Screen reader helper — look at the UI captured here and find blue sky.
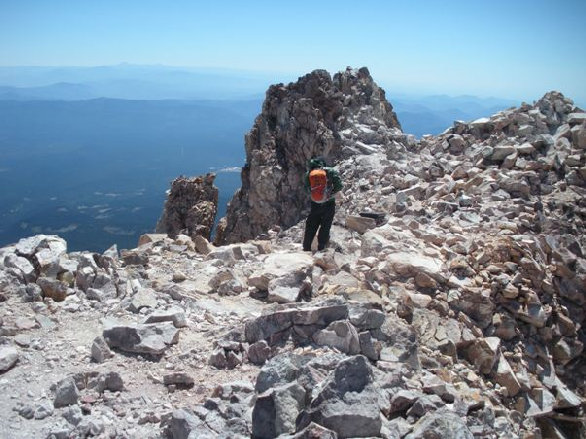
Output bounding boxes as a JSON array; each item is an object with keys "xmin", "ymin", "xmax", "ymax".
[{"xmin": 1, "ymin": 0, "xmax": 585, "ymax": 102}]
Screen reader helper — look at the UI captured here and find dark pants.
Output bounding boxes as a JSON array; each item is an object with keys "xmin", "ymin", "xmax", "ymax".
[{"xmin": 303, "ymin": 199, "xmax": 335, "ymax": 251}]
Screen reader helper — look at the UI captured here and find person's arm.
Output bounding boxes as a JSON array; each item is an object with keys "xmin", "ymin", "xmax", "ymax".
[{"xmin": 328, "ymin": 168, "xmax": 343, "ymax": 193}]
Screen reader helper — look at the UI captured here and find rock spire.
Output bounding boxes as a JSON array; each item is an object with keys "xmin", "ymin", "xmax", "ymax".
[
  {"xmin": 214, "ymin": 66, "xmax": 402, "ymax": 245},
  {"xmin": 155, "ymin": 173, "xmax": 218, "ymax": 241}
]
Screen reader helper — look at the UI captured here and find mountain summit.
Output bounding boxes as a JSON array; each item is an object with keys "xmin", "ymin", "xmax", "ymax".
[
  {"xmin": 215, "ymin": 67, "xmax": 402, "ymax": 245},
  {"xmin": 0, "ymin": 67, "xmax": 584, "ymax": 438}
]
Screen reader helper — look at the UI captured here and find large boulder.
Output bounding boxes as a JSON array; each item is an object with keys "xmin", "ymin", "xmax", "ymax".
[
  {"xmin": 301, "ymin": 355, "xmax": 382, "ymax": 438},
  {"xmin": 252, "ymin": 382, "xmax": 306, "ymax": 438},
  {"xmin": 102, "ymin": 319, "xmax": 180, "ymax": 355}
]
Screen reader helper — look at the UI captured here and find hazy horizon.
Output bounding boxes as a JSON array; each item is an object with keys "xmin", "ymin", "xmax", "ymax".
[
  {"xmin": 1, "ymin": 1, "xmax": 584, "ymax": 103},
  {"xmin": 0, "ymin": 64, "xmax": 583, "ymax": 110}
]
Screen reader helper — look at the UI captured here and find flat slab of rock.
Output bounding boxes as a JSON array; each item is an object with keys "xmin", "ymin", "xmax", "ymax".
[
  {"xmin": 143, "ymin": 308, "xmax": 187, "ymax": 328},
  {"xmin": 249, "ymin": 253, "xmax": 313, "ymax": 291},
  {"xmin": 163, "ymin": 372, "xmax": 194, "ymax": 388},
  {"xmin": 128, "ymin": 288, "xmax": 158, "ymax": 313},
  {"xmin": 346, "ymin": 215, "xmax": 377, "ymax": 234},
  {"xmin": 103, "ymin": 319, "xmax": 180, "ymax": 355},
  {"xmin": 245, "ymin": 302, "xmax": 349, "ymax": 344},
  {"xmin": 385, "ymin": 251, "xmax": 444, "ymax": 279}
]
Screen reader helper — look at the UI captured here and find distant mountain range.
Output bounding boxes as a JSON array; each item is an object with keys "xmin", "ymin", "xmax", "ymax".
[
  {"xmin": 0, "ymin": 65, "xmax": 281, "ymax": 100},
  {"xmin": 0, "ymin": 65, "xmax": 560, "ymax": 137},
  {"xmin": 390, "ymin": 94, "xmax": 520, "ymax": 137}
]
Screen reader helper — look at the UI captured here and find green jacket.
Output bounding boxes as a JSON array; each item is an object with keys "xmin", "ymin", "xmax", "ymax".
[{"xmin": 304, "ymin": 167, "xmax": 343, "ymax": 201}]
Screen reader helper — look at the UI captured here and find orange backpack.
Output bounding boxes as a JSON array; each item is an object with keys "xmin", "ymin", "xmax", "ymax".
[{"xmin": 309, "ymin": 168, "xmax": 329, "ymax": 203}]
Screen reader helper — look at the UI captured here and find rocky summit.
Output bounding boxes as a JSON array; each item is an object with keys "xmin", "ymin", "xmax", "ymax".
[{"xmin": 0, "ymin": 68, "xmax": 585, "ymax": 439}]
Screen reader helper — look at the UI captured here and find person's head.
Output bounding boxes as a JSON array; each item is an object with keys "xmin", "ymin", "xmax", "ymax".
[{"xmin": 308, "ymin": 156, "xmax": 327, "ymax": 169}]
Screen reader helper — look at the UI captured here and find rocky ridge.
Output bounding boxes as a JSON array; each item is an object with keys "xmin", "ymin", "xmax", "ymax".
[{"xmin": 0, "ymin": 69, "xmax": 584, "ymax": 438}]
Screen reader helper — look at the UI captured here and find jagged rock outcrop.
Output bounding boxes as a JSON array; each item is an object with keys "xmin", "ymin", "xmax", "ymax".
[
  {"xmin": 156, "ymin": 173, "xmax": 218, "ymax": 241},
  {"xmin": 215, "ymin": 67, "xmax": 403, "ymax": 245}
]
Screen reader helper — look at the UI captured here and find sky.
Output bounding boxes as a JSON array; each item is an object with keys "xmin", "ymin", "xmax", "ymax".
[{"xmin": 1, "ymin": 0, "xmax": 585, "ymax": 102}]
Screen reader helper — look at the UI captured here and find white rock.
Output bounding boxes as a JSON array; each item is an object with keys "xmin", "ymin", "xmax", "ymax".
[{"xmin": 0, "ymin": 346, "xmax": 19, "ymax": 371}]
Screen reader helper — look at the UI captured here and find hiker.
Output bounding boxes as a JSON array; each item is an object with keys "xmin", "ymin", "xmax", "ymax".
[{"xmin": 302, "ymin": 157, "xmax": 343, "ymax": 251}]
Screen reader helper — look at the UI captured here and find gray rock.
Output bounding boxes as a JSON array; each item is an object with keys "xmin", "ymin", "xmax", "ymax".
[
  {"xmin": 35, "ymin": 245, "xmax": 67, "ymax": 277},
  {"xmin": 18, "ymin": 404, "xmax": 34, "ymax": 419},
  {"xmin": 128, "ymin": 287, "xmax": 158, "ymax": 313},
  {"xmin": 209, "ymin": 349, "xmax": 228, "ymax": 369},
  {"xmin": 102, "ymin": 243, "xmax": 119, "ymax": 260},
  {"xmin": 267, "ymin": 270, "xmax": 309, "ymax": 304},
  {"xmin": 37, "ymin": 276, "xmax": 69, "ymax": 301},
  {"xmin": 244, "ymin": 302, "xmax": 348, "ymax": 344},
  {"xmin": 85, "ymin": 287, "xmax": 105, "ymax": 301},
  {"xmin": 76, "ymin": 416, "xmax": 105, "ymax": 437},
  {"xmin": 54, "ymin": 376, "xmax": 79, "ymax": 407},
  {"xmin": 348, "ymin": 304, "xmax": 386, "ymax": 330},
  {"xmin": 255, "ymin": 353, "xmax": 307, "ymax": 394},
  {"xmin": 91, "ymin": 335, "xmax": 114, "ymax": 363},
  {"xmin": 290, "ymin": 422, "xmax": 338, "ymax": 438},
  {"xmin": 167, "ymin": 408, "xmax": 211, "ymax": 439},
  {"xmin": 494, "ymin": 354, "xmax": 521, "ymax": 397},
  {"xmin": 34, "ymin": 400, "xmax": 54, "ymax": 419},
  {"xmin": 4, "ymin": 254, "xmax": 36, "ymax": 282},
  {"xmin": 304, "ymin": 355, "xmax": 382, "ymax": 438},
  {"xmin": 389, "ymin": 389, "xmax": 421, "ymax": 415},
  {"xmin": 62, "ymin": 405, "xmax": 83, "ymax": 426},
  {"xmin": 463, "ymin": 337, "xmax": 500, "ymax": 375},
  {"xmin": 103, "ymin": 319, "xmax": 180, "ymax": 355},
  {"xmin": 252, "ymin": 382, "xmax": 306, "ymax": 438},
  {"xmin": 212, "ymin": 381, "xmax": 255, "ymax": 400},
  {"xmin": 346, "ymin": 215, "xmax": 377, "ymax": 234},
  {"xmin": 144, "ymin": 308, "xmax": 187, "ymax": 328},
  {"xmin": 121, "ymin": 248, "xmax": 149, "ymax": 266},
  {"xmin": 312, "ymin": 320, "xmax": 360, "ymax": 355},
  {"xmin": 96, "ymin": 371, "xmax": 124, "ymax": 393},
  {"xmin": 194, "ymin": 234, "xmax": 213, "ymax": 254},
  {"xmin": 15, "ymin": 235, "xmax": 67, "ymax": 259},
  {"xmin": 20, "ymin": 283, "xmax": 43, "ymax": 302},
  {"xmin": 449, "ymin": 287, "xmax": 494, "ymax": 329},
  {"xmin": 359, "ymin": 331, "xmax": 382, "ymax": 361},
  {"xmin": 371, "ymin": 316, "xmax": 419, "ymax": 369},
  {"xmin": 553, "ymin": 377, "xmax": 582, "ymax": 409},
  {"xmin": 164, "ymin": 372, "xmax": 195, "ymax": 388},
  {"xmin": 490, "ymin": 145, "xmax": 516, "ymax": 161},
  {"xmin": 406, "ymin": 394, "xmax": 445, "ymax": 417},
  {"xmin": 46, "ymin": 425, "xmax": 71, "ymax": 439},
  {"xmin": 248, "ymin": 340, "xmax": 272, "ymax": 365},
  {"xmin": 75, "ymin": 266, "xmax": 96, "ymax": 292},
  {"xmin": 0, "ymin": 346, "xmax": 19, "ymax": 371},
  {"xmin": 405, "ymin": 408, "xmax": 473, "ymax": 439},
  {"xmin": 226, "ymin": 350, "xmax": 242, "ymax": 369},
  {"xmin": 249, "ymin": 252, "xmax": 313, "ymax": 291}
]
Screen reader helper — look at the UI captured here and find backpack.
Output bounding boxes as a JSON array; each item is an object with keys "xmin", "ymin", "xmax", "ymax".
[{"xmin": 309, "ymin": 168, "xmax": 330, "ymax": 203}]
